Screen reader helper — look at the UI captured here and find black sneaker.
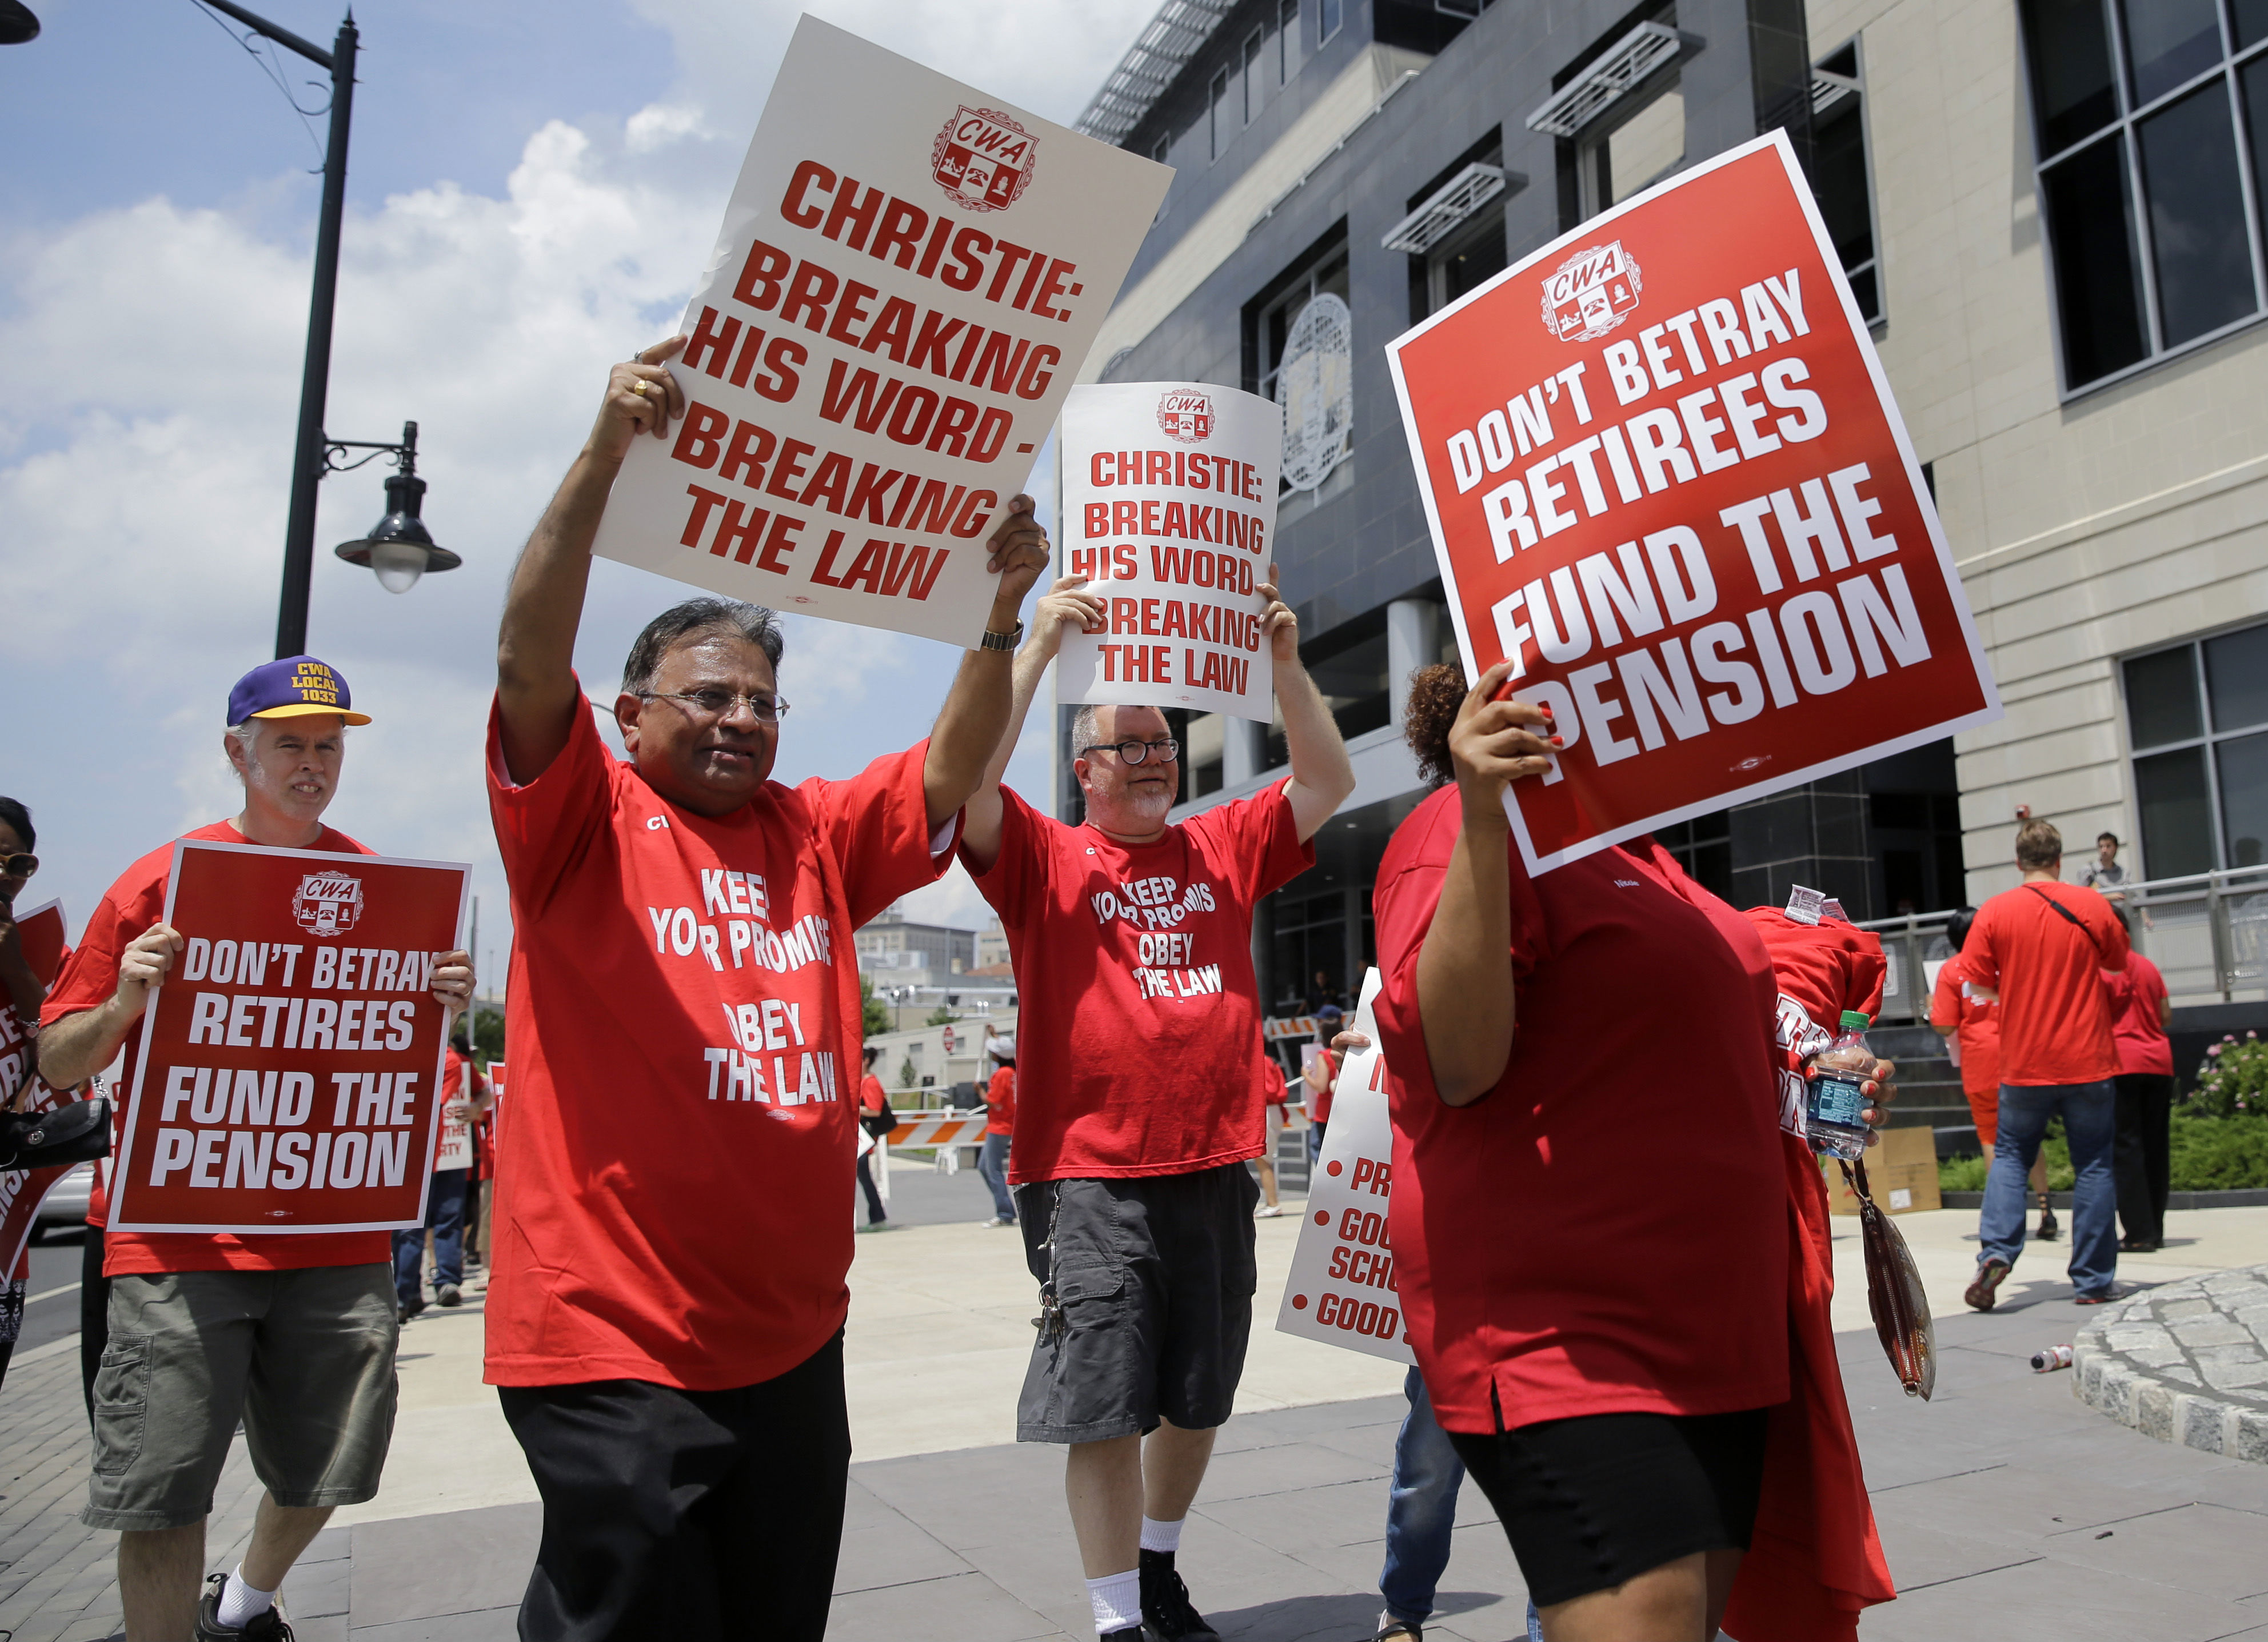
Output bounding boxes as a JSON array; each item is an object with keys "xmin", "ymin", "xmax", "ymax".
[
  {"xmin": 437, "ymin": 1283, "xmax": 463, "ymax": 1307},
  {"xmin": 1139, "ymin": 1548, "xmax": 1219, "ymax": 1641},
  {"xmin": 2037, "ymin": 1202, "xmax": 2060, "ymax": 1243},
  {"xmin": 194, "ymin": 1573, "xmax": 295, "ymax": 1642}
]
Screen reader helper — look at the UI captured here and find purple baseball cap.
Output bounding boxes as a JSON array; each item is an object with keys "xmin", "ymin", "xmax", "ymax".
[{"xmin": 226, "ymin": 655, "xmax": 372, "ymax": 726}]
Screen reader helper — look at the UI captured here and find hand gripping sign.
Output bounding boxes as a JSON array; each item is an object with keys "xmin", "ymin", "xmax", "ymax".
[
  {"xmin": 109, "ymin": 841, "xmax": 470, "ymax": 1235},
  {"xmin": 1056, "ymin": 382, "xmax": 1282, "ymax": 721},
  {"xmin": 1276, "ymin": 970, "xmax": 1414, "ymax": 1366},
  {"xmin": 1386, "ymin": 131, "xmax": 2001, "ymax": 874},
  {"xmin": 590, "ymin": 17, "xmax": 1170, "ymax": 648}
]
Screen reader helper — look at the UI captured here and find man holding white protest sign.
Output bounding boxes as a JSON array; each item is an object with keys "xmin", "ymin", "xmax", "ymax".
[
  {"xmin": 39, "ymin": 657, "xmax": 473, "ymax": 1642},
  {"xmin": 957, "ymin": 555, "xmax": 1352, "ymax": 1641},
  {"xmin": 483, "ymin": 334, "xmax": 1049, "ymax": 1636}
]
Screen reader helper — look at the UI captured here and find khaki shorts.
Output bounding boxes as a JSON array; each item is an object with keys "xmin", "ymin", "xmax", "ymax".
[{"xmin": 86, "ymin": 1264, "xmax": 398, "ymax": 1531}]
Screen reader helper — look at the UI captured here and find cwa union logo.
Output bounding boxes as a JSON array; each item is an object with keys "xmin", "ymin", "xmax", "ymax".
[
  {"xmin": 293, "ymin": 871, "xmax": 365, "ymax": 937},
  {"xmin": 1157, "ymin": 389, "xmax": 1215, "ymax": 444},
  {"xmin": 932, "ymin": 106, "xmax": 1037, "ymax": 213},
  {"xmin": 1540, "ymin": 240, "xmax": 1643, "ymax": 341}
]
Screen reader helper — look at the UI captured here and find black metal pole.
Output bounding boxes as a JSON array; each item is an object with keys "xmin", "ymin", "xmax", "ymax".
[{"xmin": 273, "ymin": 14, "xmax": 357, "ymax": 658}]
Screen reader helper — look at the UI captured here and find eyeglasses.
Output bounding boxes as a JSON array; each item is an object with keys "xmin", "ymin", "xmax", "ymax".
[
  {"xmin": 637, "ymin": 690, "xmax": 791, "ymax": 724},
  {"xmin": 2, "ymin": 854, "xmax": 35, "ymax": 879},
  {"xmin": 1080, "ymin": 738, "xmax": 1180, "ymax": 766}
]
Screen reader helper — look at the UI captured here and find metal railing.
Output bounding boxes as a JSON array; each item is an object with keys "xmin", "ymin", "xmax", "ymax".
[{"xmin": 1853, "ymin": 864, "xmax": 2268, "ymax": 1021}]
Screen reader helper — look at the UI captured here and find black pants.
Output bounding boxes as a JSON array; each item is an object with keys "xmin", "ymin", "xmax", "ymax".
[
  {"xmin": 499, "ymin": 1331, "xmax": 850, "ymax": 1642},
  {"xmin": 2114, "ymin": 1072, "xmax": 2175, "ymax": 1245},
  {"xmin": 855, "ymin": 1153, "xmax": 887, "ymax": 1224},
  {"xmin": 81, "ymin": 1224, "xmax": 109, "ymax": 1423}
]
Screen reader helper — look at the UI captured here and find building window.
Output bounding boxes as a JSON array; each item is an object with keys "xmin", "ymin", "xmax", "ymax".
[
  {"xmin": 2123, "ymin": 620, "xmax": 2268, "ymax": 875},
  {"xmin": 1210, "ymin": 66, "xmax": 1232, "ymax": 160},
  {"xmin": 1811, "ymin": 41, "xmax": 1883, "ymax": 324},
  {"xmin": 1152, "ymin": 132, "xmax": 1170, "ymax": 165},
  {"xmin": 1280, "ymin": 0, "xmax": 1301, "ymax": 81},
  {"xmin": 1243, "ymin": 26, "xmax": 1267, "ymax": 123},
  {"xmin": 1578, "ymin": 77, "xmax": 1684, "ymax": 215},
  {"xmin": 1320, "ymin": 0, "xmax": 1343, "ymax": 45},
  {"xmin": 1272, "ymin": 888, "xmax": 1347, "ymax": 1012},
  {"xmin": 1247, "ymin": 224, "xmax": 1353, "ymax": 493},
  {"xmin": 1424, "ymin": 206, "xmax": 1507, "ymax": 315},
  {"xmin": 2019, "ymin": 0, "xmax": 2268, "ymax": 393},
  {"xmin": 1656, "ymin": 810, "xmax": 1732, "ymax": 900},
  {"xmin": 1169, "ymin": 709, "xmax": 1227, "ymax": 800}
]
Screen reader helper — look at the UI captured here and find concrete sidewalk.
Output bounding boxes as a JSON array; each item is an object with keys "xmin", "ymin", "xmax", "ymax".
[{"xmin": 6, "ymin": 1181, "xmax": 2268, "ymax": 1641}]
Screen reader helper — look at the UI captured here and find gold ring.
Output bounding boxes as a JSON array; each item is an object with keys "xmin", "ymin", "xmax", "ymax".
[{"xmin": 630, "ymin": 379, "xmax": 649, "ymax": 398}]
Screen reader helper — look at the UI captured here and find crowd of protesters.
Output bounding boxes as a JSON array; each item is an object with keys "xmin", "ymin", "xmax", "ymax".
[{"xmin": 10, "ymin": 334, "xmax": 2217, "ymax": 1642}]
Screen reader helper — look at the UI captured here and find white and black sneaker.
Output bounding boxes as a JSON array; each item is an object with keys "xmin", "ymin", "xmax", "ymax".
[
  {"xmin": 1139, "ymin": 1548, "xmax": 1219, "ymax": 1641},
  {"xmin": 193, "ymin": 1573, "xmax": 294, "ymax": 1642}
]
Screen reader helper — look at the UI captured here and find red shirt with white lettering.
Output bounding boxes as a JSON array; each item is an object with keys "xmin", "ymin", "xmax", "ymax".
[
  {"xmin": 965, "ymin": 782, "xmax": 1312, "ymax": 1182},
  {"xmin": 1929, "ymin": 952, "xmax": 2000, "ymax": 1099},
  {"xmin": 1964, "ymin": 882, "xmax": 2129, "ymax": 1086},
  {"xmin": 484, "ymin": 695, "xmax": 949, "ymax": 1390},
  {"xmin": 1372, "ymin": 792, "xmax": 1788, "ymax": 1433},
  {"xmin": 2105, "ymin": 952, "xmax": 2173, "ymax": 1077},
  {"xmin": 42, "ymin": 821, "xmax": 390, "ymax": 1275}
]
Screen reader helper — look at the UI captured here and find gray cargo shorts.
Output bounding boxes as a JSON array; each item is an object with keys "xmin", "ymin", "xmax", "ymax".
[
  {"xmin": 1013, "ymin": 1162, "xmax": 1260, "ymax": 1444},
  {"xmin": 85, "ymin": 1264, "xmax": 398, "ymax": 1531}
]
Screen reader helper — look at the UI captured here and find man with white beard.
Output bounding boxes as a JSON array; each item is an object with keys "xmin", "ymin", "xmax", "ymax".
[{"xmin": 957, "ymin": 573, "xmax": 1353, "ymax": 1642}]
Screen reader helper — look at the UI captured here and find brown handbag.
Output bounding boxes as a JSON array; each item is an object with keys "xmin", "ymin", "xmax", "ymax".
[{"xmin": 1838, "ymin": 1156, "xmax": 1936, "ymax": 1400}]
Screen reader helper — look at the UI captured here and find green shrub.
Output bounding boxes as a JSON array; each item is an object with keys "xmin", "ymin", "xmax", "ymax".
[
  {"xmin": 2190, "ymin": 1032, "xmax": 2268, "ymax": 1119},
  {"xmin": 1937, "ymin": 1112, "xmax": 2268, "ymax": 1192}
]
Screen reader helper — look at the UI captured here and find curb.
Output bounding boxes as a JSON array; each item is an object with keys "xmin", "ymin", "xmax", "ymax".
[
  {"xmin": 2070, "ymin": 1276, "xmax": 2268, "ymax": 1465},
  {"xmin": 1940, "ymin": 1188, "xmax": 2268, "ymax": 1209}
]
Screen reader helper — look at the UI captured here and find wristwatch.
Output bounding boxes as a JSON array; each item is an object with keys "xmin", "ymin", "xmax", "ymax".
[{"xmin": 979, "ymin": 621, "xmax": 1024, "ymax": 653}]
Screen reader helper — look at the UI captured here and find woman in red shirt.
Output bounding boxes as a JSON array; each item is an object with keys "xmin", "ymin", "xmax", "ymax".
[
  {"xmin": 2103, "ymin": 905, "xmax": 2175, "ymax": 1252},
  {"xmin": 1372, "ymin": 665, "xmax": 1895, "ymax": 1641}
]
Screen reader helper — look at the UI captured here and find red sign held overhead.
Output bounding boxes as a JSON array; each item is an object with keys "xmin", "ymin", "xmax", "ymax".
[
  {"xmin": 108, "ymin": 840, "xmax": 470, "ymax": 1235},
  {"xmin": 1387, "ymin": 131, "xmax": 2000, "ymax": 874}
]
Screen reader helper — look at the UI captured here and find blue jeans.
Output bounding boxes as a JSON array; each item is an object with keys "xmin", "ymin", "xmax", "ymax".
[
  {"xmin": 976, "ymin": 1132, "xmax": 1015, "ymax": 1221},
  {"xmin": 1381, "ymin": 1367, "xmax": 1464, "ymax": 1625},
  {"xmin": 1980, "ymin": 1081, "xmax": 2118, "ymax": 1295},
  {"xmin": 394, "ymin": 1168, "xmax": 468, "ymax": 1305}
]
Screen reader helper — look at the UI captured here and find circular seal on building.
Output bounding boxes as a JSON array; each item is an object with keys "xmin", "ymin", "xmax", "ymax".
[
  {"xmin": 932, "ymin": 106, "xmax": 1038, "ymax": 214},
  {"xmin": 1157, "ymin": 388, "xmax": 1215, "ymax": 444},
  {"xmin": 1276, "ymin": 293, "xmax": 1353, "ymax": 493}
]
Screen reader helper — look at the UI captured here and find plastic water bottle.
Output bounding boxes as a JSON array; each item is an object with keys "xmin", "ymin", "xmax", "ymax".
[
  {"xmin": 1807, "ymin": 1010, "xmax": 1875, "ymax": 1161},
  {"xmin": 2032, "ymin": 1344, "xmax": 2074, "ymax": 1373}
]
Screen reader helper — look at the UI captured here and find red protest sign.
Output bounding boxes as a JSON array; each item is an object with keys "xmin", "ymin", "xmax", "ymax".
[
  {"xmin": 3, "ymin": 900, "xmax": 77, "ymax": 1271},
  {"xmin": 109, "ymin": 841, "xmax": 469, "ymax": 1235},
  {"xmin": 1387, "ymin": 132, "xmax": 1999, "ymax": 874}
]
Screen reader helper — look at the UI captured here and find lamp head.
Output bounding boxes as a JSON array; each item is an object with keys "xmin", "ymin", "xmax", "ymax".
[{"xmin": 335, "ymin": 470, "xmax": 460, "ymax": 594}]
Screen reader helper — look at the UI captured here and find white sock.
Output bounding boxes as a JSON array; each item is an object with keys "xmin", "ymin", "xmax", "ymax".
[
  {"xmin": 1087, "ymin": 1569, "xmax": 1141, "ymax": 1635},
  {"xmin": 215, "ymin": 1565, "xmax": 275, "ymax": 1629},
  {"xmin": 1139, "ymin": 1514, "xmax": 1184, "ymax": 1555}
]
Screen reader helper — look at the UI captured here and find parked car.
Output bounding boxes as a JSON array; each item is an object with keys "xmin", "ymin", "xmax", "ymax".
[{"xmin": 30, "ymin": 1162, "xmax": 94, "ymax": 1242}]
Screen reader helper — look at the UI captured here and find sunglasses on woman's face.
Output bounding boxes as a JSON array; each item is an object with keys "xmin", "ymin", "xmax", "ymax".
[{"xmin": 1, "ymin": 854, "xmax": 35, "ymax": 880}]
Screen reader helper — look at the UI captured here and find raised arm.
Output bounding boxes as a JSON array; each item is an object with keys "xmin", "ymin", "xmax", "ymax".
[
  {"xmin": 1413, "ymin": 662, "xmax": 1554, "ymax": 1106},
  {"xmin": 920, "ymin": 499, "xmax": 1055, "ymax": 832},
  {"xmin": 36, "ymin": 922, "xmax": 182, "ymax": 1091},
  {"xmin": 1260, "ymin": 565, "xmax": 1356, "ymax": 842},
  {"xmin": 958, "ymin": 575, "xmax": 1105, "ymax": 874},
  {"xmin": 495, "ymin": 341, "xmax": 689, "ymax": 785}
]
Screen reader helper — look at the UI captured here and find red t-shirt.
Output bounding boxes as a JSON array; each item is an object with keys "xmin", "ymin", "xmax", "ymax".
[
  {"xmin": 1928, "ymin": 951, "xmax": 2001, "ymax": 1098},
  {"xmin": 42, "ymin": 820, "xmax": 391, "ymax": 1275},
  {"xmin": 2105, "ymin": 952, "xmax": 2173, "ymax": 1077},
  {"xmin": 483, "ymin": 695, "xmax": 949, "ymax": 1390},
  {"xmin": 1304, "ymin": 1046, "xmax": 1339, "ymax": 1125},
  {"xmin": 965, "ymin": 782, "xmax": 1312, "ymax": 1182},
  {"xmin": 1260, "ymin": 1056, "xmax": 1288, "ymax": 1108},
  {"xmin": 1372, "ymin": 790, "xmax": 1788, "ymax": 1434},
  {"xmin": 985, "ymin": 1065, "xmax": 1015, "ymax": 1137},
  {"xmin": 1964, "ymin": 882, "xmax": 2129, "ymax": 1085},
  {"xmin": 859, "ymin": 1073, "xmax": 888, "ymax": 1114},
  {"xmin": 1742, "ymin": 909, "xmax": 1886, "ymax": 1141}
]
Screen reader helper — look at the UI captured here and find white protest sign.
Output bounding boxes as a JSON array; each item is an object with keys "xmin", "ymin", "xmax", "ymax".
[
  {"xmin": 434, "ymin": 1096, "xmax": 473, "ymax": 1172},
  {"xmin": 1056, "ymin": 382, "xmax": 1280, "ymax": 720},
  {"xmin": 1276, "ymin": 970, "xmax": 1413, "ymax": 1365},
  {"xmin": 590, "ymin": 17, "xmax": 1171, "ymax": 646}
]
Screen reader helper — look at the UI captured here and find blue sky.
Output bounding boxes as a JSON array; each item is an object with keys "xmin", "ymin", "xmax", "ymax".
[{"xmin": 0, "ymin": 0, "xmax": 1160, "ymax": 977}]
